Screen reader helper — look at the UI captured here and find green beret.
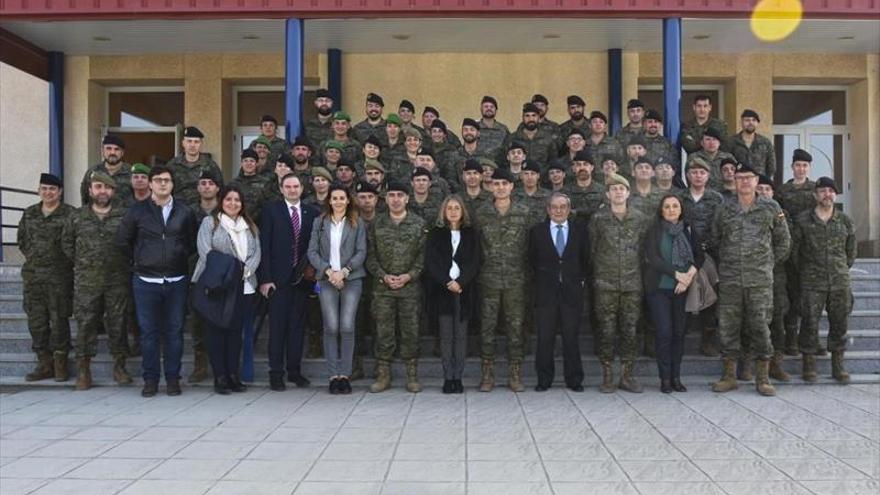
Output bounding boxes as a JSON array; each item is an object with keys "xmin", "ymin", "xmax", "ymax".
[
  {"xmin": 477, "ymin": 157, "xmax": 498, "ymax": 170},
  {"xmin": 90, "ymin": 171, "xmax": 117, "ymax": 189},
  {"xmin": 252, "ymin": 136, "xmax": 271, "ymax": 148},
  {"xmin": 604, "ymin": 172, "xmax": 630, "ymax": 190},
  {"xmin": 385, "ymin": 113, "xmax": 403, "ymax": 126},
  {"xmin": 131, "ymin": 163, "xmax": 151, "ymax": 175},
  {"xmin": 364, "ymin": 158, "xmax": 385, "ymax": 173},
  {"xmin": 311, "ymin": 167, "xmax": 332, "ymax": 182},
  {"xmin": 332, "ymin": 111, "xmax": 351, "ymax": 122},
  {"xmin": 325, "ymin": 140, "xmax": 345, "ymax": 152},
  {"xmin": 687, "ymin": 156, "xmax": 710, "ymax": 172}
]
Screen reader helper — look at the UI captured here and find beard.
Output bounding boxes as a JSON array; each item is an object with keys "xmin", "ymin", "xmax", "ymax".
[
  {"xmin": 317, "ymin": 106, "xmax": 333, "ymax": 116},
  {"xmin": 463, "ymin": 135, "xmax": 477, "ymax": 144},
  {"xmin": 482, "ymin": 110, "xmax": 495, "ymax": 119},
  {"xmin": 104, "ymin": 155, "xmax": 121, "ymax": 165},
  {"xmin": 570, "ymin": 111, "xmax": 584, "ymax": 121},
  {"xmin": 523, "ymin": 122, "xmax": 538, "ymax": 131},
  {"xmin": 91, "ymin": 196, "xmax": 111, "ymax": 207}
]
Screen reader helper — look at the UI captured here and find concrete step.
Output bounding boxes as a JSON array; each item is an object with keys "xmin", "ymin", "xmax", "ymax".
[
  {"xmin": 853, "ymin": 274, "xmax": 880, "ymax": 292},
  {"xmin": 0, "ymin": 280, "xmax": 22, "ymax": 295},
  {"xmin": 853, "ymin": 292, "xmax": 880, "ymax": 311},
  {"xmin": 0, "ymin": 294, "xmax": 22, "ymax": 313},
  {"xmin": 852, "ymin": 259, "xmax": 880, "ymax": 276}
]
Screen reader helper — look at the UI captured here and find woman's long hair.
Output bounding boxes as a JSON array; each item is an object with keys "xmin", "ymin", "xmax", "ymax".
[
  {"xmin": 655, "ymin": 193, "xmax": 685, "ymax": 223},
  {"xmin": 212, "ymin": 183, "xmax": 258, "ymax": 233},
  {"xmin": 435, "ymin": 194, "xmax": 471, "ymax": 229},
  {"xmin": 321, "ymin": 182, "xmax": 359, "ymax": 227}
]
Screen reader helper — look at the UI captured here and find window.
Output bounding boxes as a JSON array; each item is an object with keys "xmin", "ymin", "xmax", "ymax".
[{"xmin": 106, "ymin": 88, "xmax": 184, "ymax": 166}]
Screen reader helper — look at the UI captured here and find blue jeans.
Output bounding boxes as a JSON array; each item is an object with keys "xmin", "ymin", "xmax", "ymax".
[
  {"xmin": 132, "ymin": 276, "xmax": 188, "ymax": 383},
  {"xmin": 318, "ymin": 279, "xmax": 363, "ymax": 377}
]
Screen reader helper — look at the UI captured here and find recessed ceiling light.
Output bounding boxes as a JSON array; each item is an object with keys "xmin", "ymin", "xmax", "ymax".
[
  {"xmin": 543, "ymin": 34, "xmax": 561, "ymax": 39},
  {"xmin": 692, "ymin": 34, "xmax": 710, "ymax": 40},
  {"xmin": 242, "ymin": 35, "xmax": 260, "ymax": 40},
  {"xmin": 837, "ymin": 36, "xmax": 855, "ymax": 40},
  {"xmin": 392, "ymin": 34, "xmax": 410, "ymax": 41},
  {"xmin": 92, "ymin": 36, "xmax": 111, "ymax": 42}
]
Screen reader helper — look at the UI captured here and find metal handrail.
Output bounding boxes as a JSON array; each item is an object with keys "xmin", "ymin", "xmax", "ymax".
[{"xmin": 1, "ymin": 185, "xmax": 40, "ymax": 261}]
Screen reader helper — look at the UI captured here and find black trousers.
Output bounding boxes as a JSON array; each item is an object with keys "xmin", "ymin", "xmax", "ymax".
[
  {"xmin": 646, "ymin": 289, "xmax": 687, "ymax": 380},
  {"xmin": 268, "ymin": 282, "xmax": 309, "ymax": 379},
  {"xmin": 206, "ymin": 294, "xmax": 253, "ymax": 380},
  {"xmin": 534, "ymin": 301, "xmax": 584, "ymax": 388}
]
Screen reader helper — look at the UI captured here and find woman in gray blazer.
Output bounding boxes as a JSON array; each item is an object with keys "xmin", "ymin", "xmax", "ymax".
[
  {"xmin": 192, "ymin": 184, "xmax": 261, "ymax": 395},
  {"xmin": 307, "ymin": 183, "xmax": 368, "ymax": 394}
]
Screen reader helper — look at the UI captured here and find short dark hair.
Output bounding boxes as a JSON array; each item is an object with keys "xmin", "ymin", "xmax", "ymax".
[
  {"xmin": 280, "ymin": 173, "xmax": 301, "ymax": 186},
  {"xmin": 693, "ymin": 94, "xmax": 712, "ymax": 105},
  {"xmin": 148, "ymin": 164, "xmax": 173, "ymax": 182},
  {"xmin": 655, "ymin": 193, "xmax": 684, "ymax": 221}
]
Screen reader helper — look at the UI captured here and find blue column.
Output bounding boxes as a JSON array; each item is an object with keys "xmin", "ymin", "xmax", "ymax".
[
  {"xmin": 327, "ymin": 49, "xmax": 342, "ymax": 112},
  {"xmin": 607, "ymin": 48, "xmax": 622, "ymax": 134},
  {"xmin": 284, "ymin": 19, "xmax": 304, "ymax": 142},
  {"xmin": 662, "ymin": 18, "xmax": 682, "ymax": 150},
  {"xmin": 48, "ymin": 51, "xmax": 64, "ymax": 181}
]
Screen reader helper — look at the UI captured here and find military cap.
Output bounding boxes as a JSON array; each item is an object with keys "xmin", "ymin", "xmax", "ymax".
[
  {"xmin": 261, "ymin": 115, "xmax": 278, "ymax": 125},
  {"xmin": 292, "ymin": 135, "xmax": 312, "ymax": 150},
  {"xmin": 792, "ymin": 148, "xmax": 812, "ymax": 163},
  {"xmin": 491, "ymin": 168, "xmax": 515, "ymax": 182},
  {"xmin": 403, "ymin": 128, "xmax": 422, "ymax": 139},
  {"xmin": 386, "ymin": 180, "xmax": 410, "ymax": 194},
  {"xmin": 508, "ymin": 141, "xmax": 527, "ymax": 153},
  {"xmin": 399, "ymin": 99, "xmax": 415, "ymax": 112},
  {"xmin": 531, "ymin": 94, "xmax": 549, "ymax": 105},
  {"xmin": 481, "ymin": 95, "xmax": 498, "ymax": 107},
  {"xmin": 311, "ymin": 167, "xmax": 333, "ymax": 182},
  {"xmin": 478, "ymin": 157, "xmax": 498, "ymax": 170},
  {"xmin": 634, "ymin": 156, "xmax": 654, "ymax": 168},
  {"xmin": 572, "ymin": 149, "xmax": 593, "ymax": 163},
  {"xmin": 275, "ymin": 153, "xmax": 294, "ymax": 168},
  {"xmin": 522, "ymin": 102, "xmax": 540, "ymax": 114},
  {"xmin": 366, "ymin": 92, "xmax": 384, "ymax": 106},
  {"xmin": 356, "ymin": 180, "xmax": 378, "ymax": 195},
  {"xmin": 600, "ymin": 154, "xmax": 619, "ymax": 165},
  {"xmin": 385, "ymin": 113, "xmax": 403, "ymax": 126},
  {"xmin": 90, "ymin": 171, "xmax": 116, "ymax": 188},
  {"xmin": 199, "ymin": 168, "xmax": 222, "ymax": 185},
  {"xmin": 589, "ymin": 111, "xmax": 608, "ymax": 123},
  {"xmin": 336, "ymin": 160, "xmax": 356, "ymax": 171},
  {"xmin": 522, "ymin": 160, "xmax": 542, "ymax": 174},
  {"xmin": 604, "ymin": 172, "xmax": 630, "ymax": 190},
  {"xmin": 644, "ymin": 109, "xmax": 663, "ymax": 122},
  {"xmin": 40, "ymin": 173, "xmax": 63, "ymax": 188},
  {"xmin": 315, "ymin": 88, "xmax": 332, "ymax": 99},
  {"xmin": 567, "ymin": 128, "xmax": 586, "ymax": 139},
  {"xmin": 364, "ymin": 158, "xmax": 385, "ymax": 173},
  {"xmin": 567, "ymin": 95, "xmax": 586, "ymax": 106},
  {"xmin": 412, "ymin": 166, "xmax": 432, "ymax": 180},
  {"xmin": 423, "ymin": 106, "xmax": 440, "ymax": 117},
  {"xmin": 241, "ymin": 149, "xmax": 259, "ymax": 161},
  {"xmin": 102, "ymin": 134, "xmax": 125, "ymax": 148},
  {"xmin": 758, "ymin": 174, "xmax": 774, "ymax": 187},
  {"xmin": 364, "ymin": 135, "xmax": 383, "ymax": 149},
  {"xmin": 183, "ymin": 126, "xmax": 204, "ymax": 139},
  {"xmin": 252, "ymin": 136, "xmax": 271, "ymax": 148},
  {"xmin": 686, "ymin": 156, "xmax": 710, "ymax": 172},
  {"xmin": 703, "ymin": 125, "xmax": 724, "ymax": 142},
  {"xmin": 815, "ymin": 176, "xmax": 838, "ymax": 193},
  {"xmin": 430, "ymin": 119, "xmax": 447, "ymax": 133},
  {"xmin": 332, "ymin": 110, "xmax": 351, "ymax": 122},
  {"xmin": 734, "ymin": 161, "xmax": 757, "ymax": 175},
  {"xmin": 462, "ymin": 118, "xmax": 480, "ymax": 129},
  {"xmin": 741, "ymin": 109, "xmax": 760, "ymax": 121},
  {"xmin": 325, "ymin": 140, "xmax": 345, "ymax": 152},
  {"xmin": 627, "ymin": 99, "xmax": 645, "ymax": 109},
  {"xmin": 627, "ymin": 135, "xmax": 646, "ymax": 148},
  {"xmin": 131, "ymin": 163, "xmax": 151, "ymax": 176},
  {"xmin": 463, "ymin": 159, "xmax": 483, "ymax": 173},
  {"xmin": 720, "ymin": 156, "xmax": 738, "ymax": 169},
  {"xmin": 548, "ymin": 161, "xmax": 567, "ymax": 173},
  {"xmin": 653, "ymin": 156, "xmax": 673, "ymax": 167},
  {"xmin": 415, "ymin": 148, "xmax": 435, "ymax": 160}
]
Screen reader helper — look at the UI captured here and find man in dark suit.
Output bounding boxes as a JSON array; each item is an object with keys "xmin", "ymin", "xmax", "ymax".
[
  {"xmin": 258, "ymin": 173, "xmax": 319, "ymax": 391},
  {"xmin": 527, "ymin": 192, "xmax": 589, "ymax": 392}
]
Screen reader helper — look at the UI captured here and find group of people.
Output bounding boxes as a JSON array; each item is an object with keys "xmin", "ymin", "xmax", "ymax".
[{"xmin": 18, "ymin": 90, "xmax": 857, "ymax": 398}]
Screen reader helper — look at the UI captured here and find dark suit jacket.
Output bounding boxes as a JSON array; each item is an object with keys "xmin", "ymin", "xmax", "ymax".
[
  {"xmin": 258, "ymin": 199, "xmax": 319, "ymax": 287},
  {"xmin": 423, "ymin": 226, "xmax": 482, "ymax": 321},
  {"xmin": 192, "ymin": 250, "xmax": 244, "ymax": 330},
  {"xmin": 528, "ymin": 219, "xmax": 590, "ymax": 308}
]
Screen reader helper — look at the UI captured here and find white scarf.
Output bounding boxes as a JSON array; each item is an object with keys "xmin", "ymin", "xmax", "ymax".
[{"xmin": 219, "ymin": 213, "xmax": 249, "ymax": 262}]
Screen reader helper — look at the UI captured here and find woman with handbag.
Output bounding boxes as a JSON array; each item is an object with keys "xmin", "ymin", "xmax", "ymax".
[
  {"xmin": 192, "ymin": 184, "xmax": 261, "ymax": 395},
  {"xmin": 307, "ymin": 183, "xmax": 367, "ymax": 394}
]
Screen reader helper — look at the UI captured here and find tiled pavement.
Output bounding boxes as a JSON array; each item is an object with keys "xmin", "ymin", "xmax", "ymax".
[{"xmin": 1, "ymin": 383, "xmax": 878, "ymax": 495}]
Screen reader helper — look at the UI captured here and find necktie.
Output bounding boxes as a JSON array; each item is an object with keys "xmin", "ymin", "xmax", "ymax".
[
  {"xmin": 555, "ymin": 224, "xmax": 565, "ymax": 257},
  {"xmin": 290, "ymin": 205, "xmax": 300, "ymax": 267}
]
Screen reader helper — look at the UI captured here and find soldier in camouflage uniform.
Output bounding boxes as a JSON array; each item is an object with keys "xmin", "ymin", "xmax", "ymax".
[
  {"xmin": 680, "ymin": 94, "xmax": 728, "ymax": 154},
  {"xmin": 557, "ymin": 128, "xmax": 588, "ymax": 174},
  {"xmin": 461, "ymin": 159, "xmax": 496, "ymax": 221},
  {"xmin": 62, "ymin": 172, "xmax": 133, "ymax": 390},
  {"xmin": 426, "ymin": 120, "xmax": 461, "ymax": 189},
  {"xmin": 407, "ymin": 167, "xmax": 444, "ymax": 223},
  {"xmin": 19, "ymin": 173, "xmax": 75, "ymax": 382},
  {"xmin": 366, "ymin": 181, "xmax": 427, "ymax": 393},
  {"xmin": 80, "ymin": 135, "xmax": 132, "ymax": 206},
  {"xmin": 127, "ymin": 163, "xmax": 152, "ymax": 206},
  {"xmin": 499, "ymin": 103, "xmax": 557, "ymax": 171},
  {"xmin": 791, "ymin": 177, "xmax": 855, "ymax": 384},
  {"xmin": 727, "ymin": 110, "xmax": 776, "ymax": 178},
  {"xmin": 303, "ymin": 167, "xmax": 332, "ymax": 208},
  {"xmin": 166, "ymin": 126, "xmax": 223, "ymax": 209},
  {"xmin": 642, "ymin": 110, "xmax": 680, "ymax": 178},
  {"xmin": 319, "ymin": 112, "xmax": 363, "ymax": 169},
  {"xmin": 353, "ymin": 181, "xmax": 381, "ymax": 379},
  {"xmin": 453, "ymin": 118, "xmax": 495, "ymax": 181},
  {"xmin": 563, "ymin": 150, "xmax": 604, "ymax": 226},
  {"xmin": 684, "ymin": 126, "xmax": 736, "ymax": 192},
  {"xmin": 387, "ymin": 128, "xmax": 421, "ymax": 184},
  {"xmin": 710, "ymin": 162, "xmax": 790, "ymax": 397},
  {"xmin": 778, "ymin": 149, "xmax": 819, "ymax": 356},
  {"xmin": 719, "ymin": 157, "xmax": 739, "ymax": 201},
  {"xmin": 475, "ymin": 168, "xmax": 530, "ymax": 392},
  {"xmin": 250, "ymin": 136, "xmax": 273, "ymax": 176},
  {"xmin": 616, "ymin": 99, "xmax": 646, "ymax": 149},
  {"xmin": 585, "ymin": 111, "xmax": 624, "ymax": 170},
  {"xmin": 557, "ymin": 95, "xmax": 590, "ymax": 153},
  {"xmin": 589, "ymin": 173, "xmax": 649, "ymax": 393},
  {"xmin": 654, "ymin": 158, "xmax": 682, "ymax": 195},
  {"xmin": 397, "ymin": 99, "xmax": 426, "ymax": 141},
  {"xmin": 622, "ymin": 135, "xmax": 649, "ymax": 180},
  {"xmin": 547, "ymin": 162, "xmax": 567, "ymax": 192},
  {"xmin": 231, "ymin": 149, "xmax": 271, "ymax": 223},
  {"xmin": 304, "ymin": 88, "xmax": 335, "ymax": 152},
  {"xmin": 518, "ymin": 94, "xmax": 559, "ymax": 143},
  {"xmin": 381, "ymin": 113, "xmax": 407, "ymax": 164},
  {"xmin": 421, "ymin": 107, "xmax": 462, "ymax": 148},
  {"xmin": 257, "ymin": 115, "xmax": 291, "ymax": 167},
  {"xmin": 505, "ymin": 142, "xmax": 528, "ymax": 185},
  {"xmin": 415, "ymin": 149, "xmax": 452, "ymax": 198},
  {"xmin": 352, "ymin": 92, "xmax": 387, "ymax": 144},
  {"xmin": 478, "ymin": 95, "xmax": 510, "ymax": 154}
]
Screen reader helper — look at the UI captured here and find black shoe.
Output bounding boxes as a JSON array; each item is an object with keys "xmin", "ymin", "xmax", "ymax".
[
  {"xmin": 166, "ymin": 377, "xmax": 182, "ymax": 396},
  {"xmin": 288, "ymin": 374, "xmax": 311, "ymax": 388},
  {"xmin": 535, "ymin": 383, "xmax": 550, "ymax": 392},
  {"xmin": 660, "ymin": 379, "xmax": 673, "ymax": 394},
  {"xmin": 339, "ymin": 377, "xmax": 352, "ymax": 395},
  {"xmin": 329, "ymin": 378, "xmax": 340, "ymax": 395},
  {"xmin": 141, "ymin": 381, "xmax": 158, "ymax": 398},
  {"xmin": 442, "ymin": 379, "xmax": 454, "ymax": 394},
  {"xmin": 567, "ymin": 384, "xmax": 585, "ymax": 392},
  {"xmin": 269, "ymin": 376, "xmax": 286, "ymax": 391},
  {"xmin": 228, "ymin": 375, "xmax": 247, "ymax": 393},
  {"xmin": 671, "ymin": 378, "xmax": 688, "ymax": 392},
  {"xmin": 453, "ymin": 379, "xmax": 464, "ymax": 394},
  {"xmin": 214, "ymin": 377, "xmax": 231, "ymax": 395}
]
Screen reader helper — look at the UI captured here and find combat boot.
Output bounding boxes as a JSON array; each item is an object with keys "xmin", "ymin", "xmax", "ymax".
[
  {"xmin": 802, "ymin": 354, "xmax": 818, "ymax": 383},
  {"xmin": 618, "ymin": 361, "xmax": 643, "ymax": 393},
  {"xmin": 479, "ymin": 358, "xmax": 495, "ymax": 392},
  {"xmin": 815, "ymin": 344, "xmax": 828, "ymax": 357},
  {"xmin": 737, "ymin": 357, "xmax": 754, "ymax": 381},
  {"xmin": 188, "ymin": 351, "xmax": 209, "ymax": 384},
  {"xmin": 599, "ymin": 361, "xmax": 616, "ymax": 393},
  {"xmin": 783, "ymin": 324, "xmax": 799, "ymax": 356},
  {"xmin": 369, "ymin": 362, "xmax": 391, "ymax": 393},
  {"xmin": 53, "ymin": 352, "xmax": 69, "ymax": 382},
  {"xmin": 75, "ymin": 357, "xmax": 92, "ymax": 391},
  {"xmin": 25, "ymin": 352, "xmax": 54, "ymax": 382},
  {"xmin": 769, "ymin": 352, "xmax": 791, "ymax": 382},
  {"xmin": 507, "ymin": 360, "xmax": 525, "ymax": 393},
  {"xmin": 405, "ymin": 359, "xmax": 422, "ymax": 393},
  {"xmin": 113, "ymin": 355, "xmax": 133, "ymax": 385},
  {"xmin": 350, "ymin": 355, "xmax": 365, "ymax": 381},
  {"xmin": 831, "ymin": 351, "xmax": 850, "ymax": 384},
  {"xmin": 755, "ymin": 360, "xmax": 776, "ymax": 396},
  {"xmin": 712, "ymin": 358, "xmax": 739, "ymax": 393},
  {"xmin": 700, "ymin": 327, "xmax": 720, "ymax": 357}
]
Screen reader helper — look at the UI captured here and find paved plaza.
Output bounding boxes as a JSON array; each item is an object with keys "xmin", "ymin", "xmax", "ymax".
[{"xmin": 0, "ymin": 383, "xmax": 878, "ymax": 495}]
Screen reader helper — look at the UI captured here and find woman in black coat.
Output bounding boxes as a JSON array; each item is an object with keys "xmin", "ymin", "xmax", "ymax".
[
  {"xmin": 644, "ymin": 193, "xmax": 704, "ymax": 393},
  {"xmin": 424, "ymin": 195, "xmax": 482, "ymax": 394}
]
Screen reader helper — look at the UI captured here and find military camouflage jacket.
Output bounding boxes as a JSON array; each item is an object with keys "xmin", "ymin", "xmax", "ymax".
[
  {"xmin": 352, "ymin": 118, "xmax": 387, "ymax": 145},
  {"xmin": 62, "ymin": 205, "xmax": 130, "ymax": 287},
  {"xmin": 556, "ymin": 118, "xmax": 590, "ymax": 152},
  {"xmin": 407, "ymin": 190, "xmax": 444, "ymax": 224},
  {"xmin": 643, "ymin": 134, "xmax": 680, "ymax": 168},
  {"xmin": 304, "ymin": 117, "xmax": 334, "ymax": 150},
  {"xmin": 475, "ymin": 201, "xmax": 531, "ymax": 289},
  {"xmin": 501, "ymin": 128, "xmax": 558, "ymax": 171},
  {"xmin": 230, "ymin": 172, "xmax": 272, "ymax": 222},
  {"xmin": 628, "ymin": 186, "xmax": 665, "ymax": 217},
  {"xmin": 166, "ymin": 153, "xmax": 223, "ymax": 209},
  {"xmin": 564, "ymin": 181, "xmax": 605, "ymax": 225},
  {"xmin": 461, "ymin": 188, "xmax": 494, "ymax": 222},
  {"xmin": 80, "ymin": 162, "xmax": 133, "ymax": 206},
  {"xmin": 778, "ymin": 179, "xmax": 817, "ymax": 220},
  {"xmin": 616, "ymin": 123, "xmax": 645, "ymax": 149},
  {"xmin": 791, "ymin": 209, "xmax": 856, "ymax": 291},
  {"xmin": 588, "ymin": 207, "xmax": 649, "ymax": 292},
  {"xmin": 728, "ymin": 132, "xmax": 776, "ymax": 178},
  {"xmin": 18, "ymin": 202, "xmax": 76, "ymax": 279},
  {"xmin": 585, "ymin": 134, "xmax": 625, "ymax": 173},
  {"xmin": 680, "ymin": 117, "xmax": 728, "ymax": 154},
  {"xmin": 319, "ymin": 138, "xmax": 363, "ymax": 169},
  {"xmin": 366, "ymin": 212, "xmax": 427, "ymax": 298},
  {"xmin": 264, "ymin": 136, "xmax": 291, "ymax": 168},
  {"xmin": 680, "ymin": 188, "xmax": 725, "ymax": 249},
  {"xmin": 478, "ymin": 120, "xmax": 510, "ymax": 156}
]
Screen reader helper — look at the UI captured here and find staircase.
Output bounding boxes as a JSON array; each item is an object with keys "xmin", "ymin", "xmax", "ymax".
[{"xmin": 1, "ymin": 260, "xmax": 878, "ymax": 387}]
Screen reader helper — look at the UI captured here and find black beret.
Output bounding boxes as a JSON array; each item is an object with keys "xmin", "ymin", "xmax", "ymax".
[
  {"xmin": 364, "ymin": 135, "xmax": 383, "ymax": 148},
  {"xmin": 481, "ymin": 95, "xmax": 498, "ymax": 107},
  {"xmin": 462, "ymin": 118, "xmax": 480, "ymax": 129},
  {"xmin": 183, "ymin": 126, "xmax": 204, "ymax": 139},
  {"xmin": 423, "ymin": 106, "xmax": 439, "ymax": 117},
  {"xmin": 416, "ymin": 148, "xmax": 436, "ymax": 161},
  {"xmin": 720, "ymin": 157, "xmax": 738, "ymax": 168},
  {"xmin": 292, "ymin": 135, "xmax": 312, "ymax": 150},
  {"xmin": 315, "ymin": 88, "xmax": 332, "ymax": 99},
  {"xmin": 758, "ymin": 174, "xmax": 774, "ymax": 187},
  {"xmin": 634, "ymin": 156, "xmax": 654, "ymax": 168},
  {"xmin": 275, "ymin": 153, "xmax": 294, "ymax": 168},
  {"xmin": 411, "ymin": 166, "xmax": 432, "ymax": 180},
  {"xmin": 627, "ymin": 135, "xmax": 646, "ymax": 148},
  {"xmin": 430, "ymin": 119, "xmax": 447, "ymax": 133},
  {"xmin": 199, "ymin": 168, "xmax": 222, "ymax": 185},
  {"xmin": 741, "ymin": 109, "xmax": 760, "ymax": 121},
  {"xmin": 355, "ymin": 180, "xmax": 378, "ymax": 195},
  {"xmin": 491, "ymin": 168, "xmax": 515, "ymax": 182},
  {"xmin": 366, "ymin": 92, "xmax": 384, "ymax": 106},
  {"xmin": 335, "ymin": 160, "xmax": 356, "ymax": 171},
  {"xmin": 241, "ymin": 149, "xmax": 259, "ymax": 161},
  {"xmin": 385, "ymin": 180, "xmax": 409, "ymax": 194},
  {"xmin": 399, "ymin": 99, "xmax": 415, "ymax": 112},
  {"xmin": 589, "ymin": 111, "xmax": 608, "ymax": 123},
  {"xmin": 261, "ymin": 115, "xmax": 277, "ymax": 125},
  {"xmin": 627, "ymin": 99, "xmax": 645, "ymax": 109},
  {"xmin": 567, "ymin": 128, "xmax": 586, "ymax": 139},
  {"xmin": 522, "ymin": 103, "xmax": 539, "ymax": 114},
  {"xmin": 463, "ymin": 159, "xmax": 483, "ymax": 173},
  {"xmin": 567, "ymin": 95, "xmax": 586, "ymax": 106},
  {"xmin": 548, "ymin": 161, "xmax": 567, "ymax": 172},
  {"xmin": 531, "ymin": 94, "xmax": 549, "ymax": 105},
  {"xmin": 815, "ymin": 176, "xmax": 838, "ymax": 193},
  {"xmin": 792, "ymin": 149, "xmax": 812, "ymax": 163},
  {"xmin": 573, "ymin": 150, "xmax": 593, "ymax": 163},
  {"xmin": 644, "ymin": 109, "xmax": 663, "ymax": 122},
  {"xmin": 734, "ymin": 161, "xmax": 757, "ymax": 175},
  {"xmin": 522, "ymin": 160, "xmax": 542, "ymax": 174},
  {"xmin": 703, "ymin": 126, "xmax": 724, "ymax": 142},
  {"xmin": 39, "ymin": 173, "xmax": 62, "ymax": 188},
  {"xmin": 507, "ymin": 141, "xmax": 527, "ymax": 153},
  {"xmin": 102, "ymin": 135, "xmax": 125, "ymax": 148}
]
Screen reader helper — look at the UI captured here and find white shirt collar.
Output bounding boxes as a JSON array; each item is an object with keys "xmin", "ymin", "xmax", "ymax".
[
  {"xmin": 553, "ymin": 220, "xmax": 569, "ymax": 229},
  {"xmin": 285, "ymin": 199, "xmax": 301, "ymax": 210}
]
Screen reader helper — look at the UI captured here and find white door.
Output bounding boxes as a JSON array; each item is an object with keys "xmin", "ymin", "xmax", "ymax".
[{"xmin": 774, "ymin": 126, "xmax": 849, "ymax": 212}]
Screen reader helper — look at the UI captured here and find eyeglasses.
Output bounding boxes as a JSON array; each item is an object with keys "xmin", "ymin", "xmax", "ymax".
[{"xmin": 151, "ymin": 177, "xmax": 172, "ymax": 184}]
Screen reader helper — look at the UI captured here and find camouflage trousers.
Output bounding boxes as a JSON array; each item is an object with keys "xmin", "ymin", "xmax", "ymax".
[
  {"xmin": 770, "ymin": 278, "xmax": 790, "ymax": 352},
  {"xmin": 799, "ymin": 289, "xmax": 852, "ymax": 355},
  {"xmin": 372, "ymin": 295, "xmax": 420, "ymax": 363},
  {"xmin": 74, "ymin": 285, "xmax": 130, "ymax": 359},
  {"xmin": 783, "ymin": 264, "xmax": 802, "ymax": 340},
  {"xmin": 23, "ymin": 278, "xmax": 72, "ymax": 355},
  {"xmin": 594, "ymin": 290, "xmax": 641, "ymax": 362},
  {"xmin": 479, "ymin": 285, "xmax": 525, "ymax": 361},
  {"xmin": 718, "ymin": 284, "xmax": 773, "ymax": 360}
]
